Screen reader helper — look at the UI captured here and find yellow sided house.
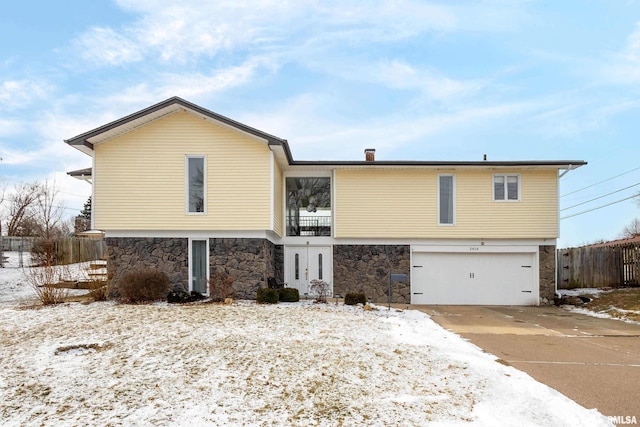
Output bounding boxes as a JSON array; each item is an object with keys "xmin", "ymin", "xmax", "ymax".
[{"xmin": 66, "ymin": 97, "xmax": 586, "ymax": 305}]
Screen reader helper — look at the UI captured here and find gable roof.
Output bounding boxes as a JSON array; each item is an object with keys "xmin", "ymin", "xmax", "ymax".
[
  {"xmin": 64, "ymin": 96, "xmax": 294, "ymax": 161},
  {"xmin": 65, "ymin": 96, "xmax": 586, "ymax": 175}
]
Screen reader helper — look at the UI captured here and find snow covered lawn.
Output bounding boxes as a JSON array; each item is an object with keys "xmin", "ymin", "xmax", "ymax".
[
  {"xmin": 0, "ymin": 299, "xmax": 611, "ymax": 426},
  {"xmin": 0, "ymin": 254, "xmax": 612, "ymax": 426}
]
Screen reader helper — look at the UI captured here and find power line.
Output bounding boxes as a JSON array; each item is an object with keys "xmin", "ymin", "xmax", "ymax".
[
  {"xmin": 560, "ymin": 182, "xmax": 640, "ymax": 211},
  {"xmin": 561, "ymin": 165, "xmax": 640, "ymax": 198},
  {"xmin": 560, "ymin": 194, "xmax": 638, "ymax": 220}
]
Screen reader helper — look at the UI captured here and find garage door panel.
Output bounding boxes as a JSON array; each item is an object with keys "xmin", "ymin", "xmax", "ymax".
[{"xmin": 412, "ymin": 252, "xmax": 537, "ymax": 305}]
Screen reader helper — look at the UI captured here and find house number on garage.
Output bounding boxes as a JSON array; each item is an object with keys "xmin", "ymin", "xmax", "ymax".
[{"xmin": 469, "ymin": 247, "xmax": 480, "ymax": 252}]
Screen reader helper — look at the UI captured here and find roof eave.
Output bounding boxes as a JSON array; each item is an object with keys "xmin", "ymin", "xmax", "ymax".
[
  {"xmin": 63, "ymin": 96, "xmax": 288, "ymax": 154},
  {"xmin": 286, "ymin": 160, "xmax": 587, "ymax": 169}
]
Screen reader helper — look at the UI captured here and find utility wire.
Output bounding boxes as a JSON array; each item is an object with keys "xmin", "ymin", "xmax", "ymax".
[
  {"xmin": 560, "ymin": 182, "xmax": 640, "ymax": 211},
  {"xmin": 561, "ymin": 165, "xmax": 640, "ymax": 198},
  {"xmin": 560, "ymin": 194, "xmax": 638, "ymax": 220}
]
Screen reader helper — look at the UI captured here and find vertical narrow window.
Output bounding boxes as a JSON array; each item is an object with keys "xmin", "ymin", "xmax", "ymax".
[
  {"xmin": 507, "ymin": 176, "xmax": 518, "ymax": 200},
  {"xmin": 187, "ymin": 156, "xmax": 205, "ymax": 213},
  {"xmin": 494, "ymin": 176, "xmax": 505, "ymax": 200},
  {"xmin": 494, "ymin": 174, "xmax": 520, "ymax": 201},
  {"xmin": 295, "ymin": 254, "xmax": 300, "ymax": 280},
  {"xmin": 438, "ymin": 175, "xmax": 455, "ymax": 225},
  {"xmin": 191, "ymin": 240, "xmax": 208, "ymax": 294},
  {"xmin": 318, "ymin": 253, "xmax": 323, "ymax": 280}
]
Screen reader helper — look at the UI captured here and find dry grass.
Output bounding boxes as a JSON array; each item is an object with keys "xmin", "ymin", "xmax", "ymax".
[
  {"xmin": 582, "ymin": 287, "xmax": 640, "ymax": 322},
  {"xmin": 22, "ymin": 264, "xmax": 69, "ymax": 305}
]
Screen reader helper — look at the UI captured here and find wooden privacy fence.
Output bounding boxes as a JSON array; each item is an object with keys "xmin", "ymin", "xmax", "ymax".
[
  {"xmin": 55, "ymin": 238, "xmax": 107, "ymax": 265},
  {"xmin": 32, "ymin": 238, "xmax": 107, "ymax": 265},
  {"xmin": 558, "ymin": 243, "xmax": 640, "ymax": 288}
]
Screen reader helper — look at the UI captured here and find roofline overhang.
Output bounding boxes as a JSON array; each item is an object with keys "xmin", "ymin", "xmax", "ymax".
[
  {"xmin": 283, "ymin": 160, "xmax": 587, "ymax": 170},
  {"xmin": 67, "ymin": 167, "xmax": 93, "ymax": 183},
  {"xmin": 64, "ymin": 96, "xmax": 294, "ymax": 163},
  {"xmin": 63, "ymin": 97, "xmax": 586, "ymax": 172}
]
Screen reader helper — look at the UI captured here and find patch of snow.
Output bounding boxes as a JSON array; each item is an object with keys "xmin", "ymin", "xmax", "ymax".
[
  {"xmin": 0, "ymin": 253, "xmax": 36, "ymax": 305},
  {"xmin": 557, "ymin": 288, "xmax": 611, "ymax": 297},
  {"xmin": 564, "ymin": 306, "xmax": 640, "ymax": 325},
  {"xmin": 558, "ymin": 288, "xmax": 640, "ymax": 325},
  {"xmin": 0, "ymin": 300, "xmax": 612, "ymax": 426},
  {"xmin": 0, "ymin": 252, "xmax": 98, "ymax": 306}
]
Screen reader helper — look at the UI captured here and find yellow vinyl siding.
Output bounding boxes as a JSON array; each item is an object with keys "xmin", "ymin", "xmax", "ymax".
[
  {"xmin": 273, "ymin": 160, "xmax": 284, "ymax": 237},
  {"xmin": 334, "ymin": 169, "xmax": 558, "ymax": 239},
  {"xmin": 94, "ymin": 111, "xmax": 272, "ymax": 231}
]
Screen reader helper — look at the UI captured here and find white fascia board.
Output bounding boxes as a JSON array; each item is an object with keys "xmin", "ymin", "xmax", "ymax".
[{"xmin": 104, "ymin": 230, "xmax": 274, "ymax": 239}]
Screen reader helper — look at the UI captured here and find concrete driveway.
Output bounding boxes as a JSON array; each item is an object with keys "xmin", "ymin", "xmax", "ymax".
[{"xmin": 415, "ymin": 305, "xmax": 640, "ymax": 421}]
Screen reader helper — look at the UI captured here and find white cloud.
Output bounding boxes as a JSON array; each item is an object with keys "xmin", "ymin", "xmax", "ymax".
[
  {"xmin": 240, "ymin": 92, "xmax": 534, "ymax": 160},
  {"xmin": 156, "ymin": 59, "xmax": 267, "ymax": 99},
  {"xmin": 73, "ymin": 0, "xmax": 528, "ymax": 68},
  {"xmin": 0, "ymin": 118, "xmax": 25, "ymax": 137},
  {"xmin": 368, "ymin": 60, "xmax": 486, "ymax": 100},
  {"xmin": 74, "ymin": 27, "xmax": 143, "ymax": 66},
  {"xmin": 602, "ymin": 21, "xmax": 640, "ymax": 83},
  {"xmin": 623, "ymin": 22, "xmax": 640, "ymax": 63},
  {"xmin": 0, "ymin": 79, "xmax": 52, "ymax": 110}
]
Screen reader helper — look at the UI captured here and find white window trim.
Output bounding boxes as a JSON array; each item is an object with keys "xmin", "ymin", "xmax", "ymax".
[
  {"xmin": 438, "ymin": 174, "xmax": 456, "ymax": 226},
  {"xmin": 283, "ymin": 172, "xmax": 333, "ymax": 238},
  {"xmin": 493, "ymin": 173, "xmax": 521, "ymax": 202},
  {"xmin": 185, "ymin": 155, "xmax": 207, "ymax": 215},
  {"xmin": 188, "ymin": 237, "xmax": 210, "ymax": 295}
]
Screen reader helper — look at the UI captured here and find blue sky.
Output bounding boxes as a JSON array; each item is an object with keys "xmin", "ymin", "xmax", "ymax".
[{"xmin": 1, "ymin": 0, "xmax": 640, "ymax": 247}]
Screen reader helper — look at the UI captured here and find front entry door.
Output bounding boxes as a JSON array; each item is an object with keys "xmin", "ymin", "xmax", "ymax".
[{"xmin": 285, "ymin": 246, "xmax": 332, "ymax": 297}]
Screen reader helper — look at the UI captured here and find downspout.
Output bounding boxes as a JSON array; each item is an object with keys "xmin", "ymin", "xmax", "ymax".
[
  {"xmin": 558, "ymin": 164, "xmax": 574, "ymax": 178},
  {"xmin": 556, "ymin": 164, "xmax": 574, "ymax": 300}
]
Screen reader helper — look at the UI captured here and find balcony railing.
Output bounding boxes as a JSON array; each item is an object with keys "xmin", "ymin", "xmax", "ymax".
[{"xmin": 287, "ymin": 215, "xmax": 332, "ymax": 236}]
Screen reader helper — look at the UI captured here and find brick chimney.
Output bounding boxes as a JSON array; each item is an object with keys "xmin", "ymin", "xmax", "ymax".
[{"xmin": 365, "ymin": 148, "xmax": 376, "ymax": 162}]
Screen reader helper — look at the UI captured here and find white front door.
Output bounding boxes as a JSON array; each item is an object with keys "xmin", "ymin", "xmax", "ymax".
[{"xmin": 285, "ymin": 246, "xmax": 332, "ymax": 297}]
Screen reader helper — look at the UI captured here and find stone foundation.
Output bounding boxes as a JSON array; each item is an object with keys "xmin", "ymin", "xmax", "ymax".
[
  {"xmin": 209, "ymin": 238, "xmax": 280, "ymax": 299},
  {"xmin": 539, "ymin": 245, "xmax": 556, "ymax": 305},
  {"xmin": 106, "ymin": 237, "xmax": 282, "ymax": 299},
  {"xmin": 106, "ymin": 237, "xmax": 189, "ymax": 291},
  {"xmin": 333, "ymin": 245, "xmax": 410, "ymax": 304}
]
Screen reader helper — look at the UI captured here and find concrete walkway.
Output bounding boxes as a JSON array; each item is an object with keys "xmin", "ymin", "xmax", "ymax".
[{"xmin": 412, "ymin": 305, "xmax": 640, "ymax": 421}]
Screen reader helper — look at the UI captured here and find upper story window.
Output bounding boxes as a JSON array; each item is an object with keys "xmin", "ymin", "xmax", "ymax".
[
  {"xmin": 286, "ymin": 177, "xmax": 331, "ymax": 236},
  {"xmin": 186, "ymin": 156, "xmax": 205, "ymax": 213},
  {"xmin": 494, "ymin": 174, "xmax": 519, "ymax": 201},
  {"xmin": 438, "ymin": 174, "xmax": 455, "ymax": 225}
]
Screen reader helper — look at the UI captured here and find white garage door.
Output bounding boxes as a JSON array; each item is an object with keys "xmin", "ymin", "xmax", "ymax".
[{"xmin": 411, "ymin": 252, "xmax": 537, "ymax": 305}]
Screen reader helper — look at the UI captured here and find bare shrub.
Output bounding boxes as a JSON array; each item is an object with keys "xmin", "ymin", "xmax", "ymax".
[
  {"xmin": 30, "ymin": 239, "xmax": 56, "ymax": 267},
  {"xmin": 118, "ymin": 268, "xmax": 171, "ymax": 303},
  {"xmin": 209, "ymin": 270, "xmax": 234, "ymax": 302},
  {"xmin": 88, "ymin": 279, "xmax": 111, "ymax": 301},
  {"xmin": 23, "ymin": 263, "xmax": 68, "ymax": 305},
  {"xmin": 310, "ymin": 279, "xmax": 330, "ymax": 303}
]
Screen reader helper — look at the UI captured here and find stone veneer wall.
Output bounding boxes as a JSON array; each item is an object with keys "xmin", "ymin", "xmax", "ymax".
[
  {"xmin": 209, "ymin": 238, "xmax": 280, "ymax": 299},
  {"xmin": 538, "ymin": 245, "xmax": 556, "ymax": 305},
  {"xmin": 106, "ymin": 237, "xmax": 189, "ymax": 291},
  {"xmin": 333, "ymin": 245, "xmax": 411, "ymax": 304},
  {"xmin": 273, "ymin": 244, "xmax": 284, "ymax": 282}
]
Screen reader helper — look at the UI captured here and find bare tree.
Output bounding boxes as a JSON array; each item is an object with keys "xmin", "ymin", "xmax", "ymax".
[
  {"xmin": 622, "ymin": 218, "xmax": 640, "ymax": 238},
  {"xmin": 5, "ymin": 182, "xmax": 41, "ymax": 236},
  {"xmin": 34, "ymin": 179, "xmax": 66, "ymax": 240},
  {"xmin": 0, "ymin": 180, "xmax": 6, "ymax": 235}
]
